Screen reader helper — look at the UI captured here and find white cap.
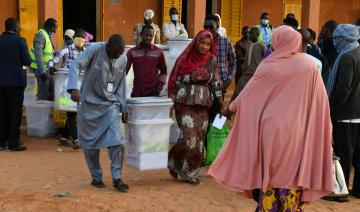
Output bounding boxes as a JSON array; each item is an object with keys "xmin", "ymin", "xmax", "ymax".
[
  {"xmin": 144, "ymin": 9, "xmax": 154, "ymax": 20},
  {"xmin": 64, "ymin": 29, "xmax": 75, "ymax": 38}
]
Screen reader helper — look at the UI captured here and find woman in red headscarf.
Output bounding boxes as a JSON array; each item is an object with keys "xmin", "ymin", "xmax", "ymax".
[{"xmin": 168, "ymin": 30, "xmax": 223, "ymax": 185}]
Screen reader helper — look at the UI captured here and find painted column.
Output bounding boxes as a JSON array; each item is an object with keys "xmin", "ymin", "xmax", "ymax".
[
  {"xmin": 37, "ymin": 0, "xmax": 63, "ymax": 49},
  {"xmin": 186, "ymin": 0, "xmax": 206, "ymax": 38},
  {"xmin": 301, "ymin": 0, "xmax": 320, "ymax": 33}
]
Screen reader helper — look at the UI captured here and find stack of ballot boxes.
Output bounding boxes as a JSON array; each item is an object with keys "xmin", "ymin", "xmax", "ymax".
[{"xmin": 125, "ymin": 97, "xmax": 173, "ymax": 170}]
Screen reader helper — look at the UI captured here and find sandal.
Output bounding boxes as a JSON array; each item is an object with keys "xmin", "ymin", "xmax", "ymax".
[{"xmin": 185, "ymin": 178, "xmax": 200, "ymax": 185}]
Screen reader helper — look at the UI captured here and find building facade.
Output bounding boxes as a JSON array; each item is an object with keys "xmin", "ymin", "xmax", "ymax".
[{"xmin": 0, "ymin": 0, "xmax": 359, "ymax": 48}]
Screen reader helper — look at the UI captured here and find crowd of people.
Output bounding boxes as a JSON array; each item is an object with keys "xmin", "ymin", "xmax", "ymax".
[{"xmin": 0, "ymin": 7, "xmax": 360, "ymax": 211}]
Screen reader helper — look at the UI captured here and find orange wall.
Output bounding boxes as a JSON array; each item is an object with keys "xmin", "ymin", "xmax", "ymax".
[
  {"xmin": 241, "ymin": 0, "xmax": 359, "ymax": 36},
  {"xmin": 0, "ymin": 0, "xmax": 18, "ymax": 33},
  {"xmin": 103, "ymin": 0, "xmax": 162, "ymax": 44},
  {"xmin": 319, "ymin": 0, "xmax": 360, "ymax": 27},
  {"xmin": 38, "ymin": 0, "xmax": 63, "ymax": 48},
  {"xmin": 187, "ymin": 0, "xmax": 206, "ymax": 38},
  {"xmin": 242, "ymin": 0, "xmax": 284, "ymax": 28},
  {"xmin": 1, "ymin": 0, "xmax": 359, "ymax": 45},
  {"xmin": 301, "ymin": 0, "xmax": 321, "ymax": 32}
]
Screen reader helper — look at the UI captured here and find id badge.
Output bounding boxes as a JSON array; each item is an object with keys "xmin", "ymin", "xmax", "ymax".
[{"xmin": 107, "ymin": 82, "xmax": 114, "ymax": 93}]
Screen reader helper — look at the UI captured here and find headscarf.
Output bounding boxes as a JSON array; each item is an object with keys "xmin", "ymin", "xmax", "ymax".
[
  {"xmin": 208, "ymin": 25, "xmax": 333, "ymax": 202},
  {"xmin": 214, "ymin": 14, "xmax": 222, "ymax": 27},
  {"xmin": 144, "ymin": 9, "xmax": 155, "ymax": 20},
  {"xmin": 262, "ymin": 25, "xmax": 302, "ymax": 64},
  {"xmin": 168, "ymin": 30, "xmax": 213, "ymax": 91},
  {"xmin": 215, "ymin": 14, "xmax": 227, "ymax": 38},
  {"xmin": 326, "ymin": 24, "xmax": 360, "ymax": 97},
  {"xmin": 84, "ymin": 31, "xmax": 93, "ymax": 43}
]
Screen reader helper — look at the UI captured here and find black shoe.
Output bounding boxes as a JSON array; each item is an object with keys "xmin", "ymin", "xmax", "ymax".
[
  {"xmin": 350, "ymin": 190, "xmax": 360, "ymax": 198},
  {"xmin": 59, "ymin": 138, "xmax": 71, "ymax": 147},
  {"xmin": 8, "ymin": 145, "xmax": 27, "ymax": 151},
  {"xmin": 0, "ymin": 143, "xmax": 7, "ymax": 151},
  {"xmin": 72, "ymin": 139, "xmax": 80, "ymax": 150},
  {"xmin": 91, "ymin": 179, "xmax": 105, "ymax": 188},
  {"xmin": 113, "ymin": 179, "xmax": 129, "ymax": 192},
  {"xmin": 322, "ymin": 195, "xmax": 350, "ymax": 202}
]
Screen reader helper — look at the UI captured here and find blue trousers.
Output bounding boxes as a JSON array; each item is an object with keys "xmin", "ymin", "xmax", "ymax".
[{"xmin": 83, "ymin": 145, "xmax": 124, "ymax": 182}]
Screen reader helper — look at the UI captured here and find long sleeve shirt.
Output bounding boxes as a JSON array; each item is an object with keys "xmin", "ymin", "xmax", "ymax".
[
  {"xmin": 0, "ymin": 32, "xmax": 31, "ymax": 87},
  {"xmin": 33, "ymin": 30, "xmax": 55, "ymax": 71},
  {"xmin": 162, "ymin": 22, "xmax": 188, "ymax": 40},
  {"xmin": 67, "ymin": 42, "xmax": 128, "ymax": 148},
  {"xmin": 48, "ymin": 44, "xmax": 84, "ymax": 69},
  {"xmin": 126, "ymin": 44, "xmax": 167, "ymax": 97},
  {"xmin": 259, "ymin": 24, "xmax": 272, "ymax": 48},
  {"xmin": 215, "ymin": 35, "xmax": 236, "ymax": 84},
  {"xmin": 330, "ymin": 47, "xmax": 360, "ymax": 121},
  {"xmin": 234, "ymin": 38, "xmax": 251, "ymax": 83}
]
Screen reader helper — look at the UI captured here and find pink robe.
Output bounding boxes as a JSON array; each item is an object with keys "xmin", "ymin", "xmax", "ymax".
[{"xmin": 208, "ymin": 26, "xmax": 333, "ymax": 202}]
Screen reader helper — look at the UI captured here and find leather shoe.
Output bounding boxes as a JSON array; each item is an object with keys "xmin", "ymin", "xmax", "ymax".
[
  {"xmin": 8, "ymin": 145, "xmax": 27, "ymax": 151},
  {"xmin": 91, "ymin": 179, "xmax": 105, "ymax": 188},
  {"xmin": 113, "ymin": 179, "xmax": 129, "ymax": 192},
  {"xmin": 322, "ymin": 195, "xmax": 349, "ymax": 202}
]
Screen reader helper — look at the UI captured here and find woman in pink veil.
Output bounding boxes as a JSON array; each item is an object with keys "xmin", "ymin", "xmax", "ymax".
[{"xmin": 208, "ymin": 25, "xmax": 333, "ymax": 211}]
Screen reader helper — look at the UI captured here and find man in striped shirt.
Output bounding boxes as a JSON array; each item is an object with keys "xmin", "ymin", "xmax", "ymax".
[
  {"xmin": 203, "ymin": 14, "xmax": 236, "ymax": 97},
  {"xmin": 48, "ymin": 28, "xmax": 86, "ymax": 149},
  {"xmin": 48, "ymin": 29, "xmax": 86, "ymax": 70}
]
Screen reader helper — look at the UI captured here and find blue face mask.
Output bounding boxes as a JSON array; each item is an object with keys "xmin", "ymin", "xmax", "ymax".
[{"xmin": 171, "ymin": 14, "xmax": 178, "ymax": 21}]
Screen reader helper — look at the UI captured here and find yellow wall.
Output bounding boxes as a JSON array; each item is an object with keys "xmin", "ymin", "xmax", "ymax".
[
  {"xmin": 221, "ymin": 0, "xmax": 243, "ymax": 43},
  {"xmin": 283, "ymin": 0, "xmax": 302, "ymax": 25},
  {"xmin": 19, "ymin": 0, "xmax": 38, "ymax": 47}
]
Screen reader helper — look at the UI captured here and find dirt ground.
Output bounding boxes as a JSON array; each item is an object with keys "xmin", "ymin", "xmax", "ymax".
[
  {"xmin": 1, "ymin": 84, "xmax": 360, "ymax": 212},
  {"xmin": 0, "ymin": 133, "xmax": 360, "ymax": 212}
]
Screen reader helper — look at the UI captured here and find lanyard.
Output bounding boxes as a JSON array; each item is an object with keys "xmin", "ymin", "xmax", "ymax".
[{"xmin": 106, "ymin": 57, "xmax": 114, "ymax": 82}]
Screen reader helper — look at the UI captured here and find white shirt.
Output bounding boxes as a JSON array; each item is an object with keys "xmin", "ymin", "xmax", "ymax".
[
  {"xmin": 217, "ymin": 27, "xmax": 227, "ymax": 38},
  {"xmin": 305, "ymin": 53, "xmax": 322, "ymax": 73},
  {"xmin": 162, "ymin": 22, "xmax": 188, "ymax": 40}
]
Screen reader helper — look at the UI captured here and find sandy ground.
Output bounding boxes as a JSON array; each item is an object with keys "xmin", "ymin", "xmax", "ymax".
[
  {"xmin": 1, "ymin": 84, "xmax": 360, "ymax": 211},
  {"xmin": 0, "ymin": 134, "xmax": 360, "ymax": 212}
]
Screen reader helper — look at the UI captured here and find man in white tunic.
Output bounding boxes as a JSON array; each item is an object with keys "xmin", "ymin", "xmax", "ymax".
[
  {"xmin": 162, "ymin": 7, "xmax": 188, "ymax": 41},
  {"xmin": 67, "ymin": 34, "xmax": 129, "ymax": 192}
]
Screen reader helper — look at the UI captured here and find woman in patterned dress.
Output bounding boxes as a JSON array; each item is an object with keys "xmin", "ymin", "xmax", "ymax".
[{"xmin": 167, "ymin": 30, "xmax": 223, "ymax": 185}]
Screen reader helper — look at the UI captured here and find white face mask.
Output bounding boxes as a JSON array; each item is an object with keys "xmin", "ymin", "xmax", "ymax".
[
  {"xmin": 261, "ymin": 19, "xmax": 269, "ymax": 26},
  {"xmin": 171, "ymin": 14, "xmax": 178, "ymax": 21}
]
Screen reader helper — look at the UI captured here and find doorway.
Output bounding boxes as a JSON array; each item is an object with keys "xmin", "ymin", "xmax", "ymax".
[
  {"xmin": 181, "ymin": 0, "xmax": 187, "ymax": 30},
  {"xmin": 206, "ymin": 0, "xmax": 212, "ymax": 15},
  {"xmin": 283, "ymin": 0, "xmax": 302, "ymax": 26},
  {"xmin": 63, "ymin": 0, "xmax": 97, "ymax": 41}
]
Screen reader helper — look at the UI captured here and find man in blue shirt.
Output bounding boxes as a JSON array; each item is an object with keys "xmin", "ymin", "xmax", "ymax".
[
  {"xmin": 0, "ymin": 18, "xmax": 31, "ymax": 151},
  {"xmin": 255, "ymin": 12, "xmax": 272, "ymax": 49}
]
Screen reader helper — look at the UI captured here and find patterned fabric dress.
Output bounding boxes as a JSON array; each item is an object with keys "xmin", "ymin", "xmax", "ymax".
[
  {"xmin": 168, "ymin": 56, "xmax": 221, "ymax": 183},
  {"xmin": 256, "ymin": 187, "xmax": 304, "ymax": 212}
]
